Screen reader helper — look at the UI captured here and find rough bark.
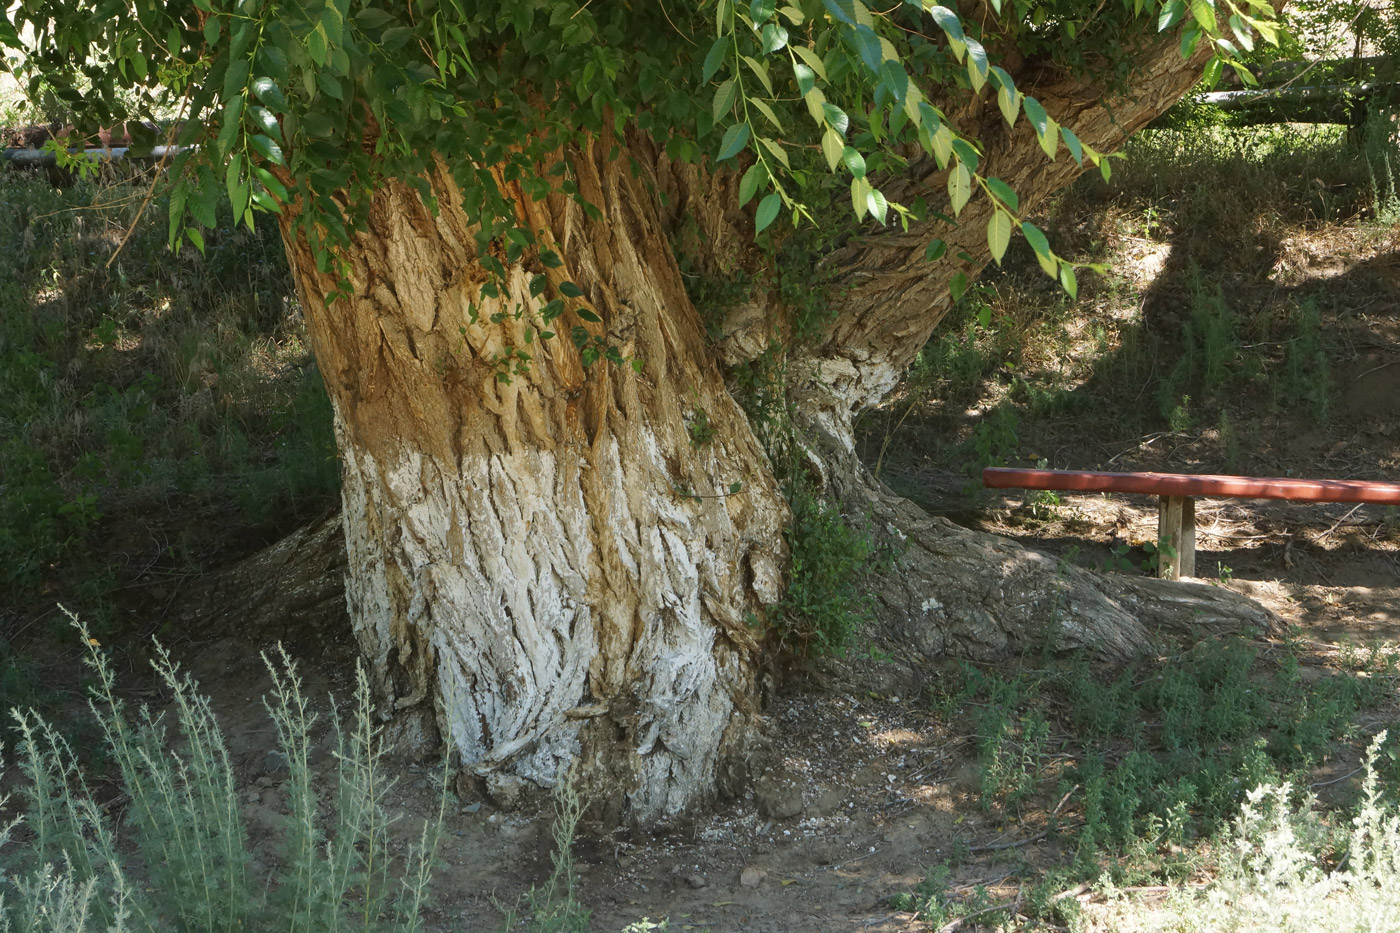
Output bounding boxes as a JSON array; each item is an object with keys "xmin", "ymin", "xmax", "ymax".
[
  {"xmin": 277, "ymin": 135, "xmax": 789, "ymax": 825},
  {"xmin": 250, "ymin": 25, "xmax": 1280, "ymax": 827}
]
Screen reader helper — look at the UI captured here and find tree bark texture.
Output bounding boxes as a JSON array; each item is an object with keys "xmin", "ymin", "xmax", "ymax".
[
  {"xmin": 279, "ymin": 137, "xmax": 789, "ymax": 825},
  {"xmin": 264, "ymin": 27, "xmax": 1280, "ymax": 826}
]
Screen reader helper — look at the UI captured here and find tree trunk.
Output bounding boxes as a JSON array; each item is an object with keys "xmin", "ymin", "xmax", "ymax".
[
  {"xmin": 278, "ymin": 137, "xmax": 789, "ymax": 826},
  {"xmin": 264, "ymin": 31, "xmax": 1278, "ymax": 826}
]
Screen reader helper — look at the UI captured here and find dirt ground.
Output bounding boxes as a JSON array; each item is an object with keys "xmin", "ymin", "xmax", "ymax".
[{"xmin": 6, "ymin": 226, "xmax": 1400, "ymax": 932}]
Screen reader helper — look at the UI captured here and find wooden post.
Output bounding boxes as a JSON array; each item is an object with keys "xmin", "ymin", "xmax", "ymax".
[{"xmin": 1157, "ymin": 496, "xmax": 1196, "ymax": 579}]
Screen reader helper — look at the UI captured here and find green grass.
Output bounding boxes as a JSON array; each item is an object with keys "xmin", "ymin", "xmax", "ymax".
[
  {"xmin": 0, "ymin": 169, "xmax": 339, "ymax": 710},
  {"xmin": 895, "ymin": 637, "xmax": 1400, "ymax": 927}
]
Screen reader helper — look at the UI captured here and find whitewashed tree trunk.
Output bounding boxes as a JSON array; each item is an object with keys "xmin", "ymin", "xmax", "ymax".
[{"xmin": 279, "ymin": 137, "xmax": 788, "ymax": 825}]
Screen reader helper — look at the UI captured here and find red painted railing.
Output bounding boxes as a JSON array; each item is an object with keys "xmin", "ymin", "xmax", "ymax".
[{"xmin": 982, "ymin": 467, "xmax": 1400, "ymax": 505}]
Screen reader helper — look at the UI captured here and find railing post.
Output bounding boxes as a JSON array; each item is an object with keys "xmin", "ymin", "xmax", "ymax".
[{"xmin": 1157, "ymin": 495, "xmax": 1196, "ymax": 579}]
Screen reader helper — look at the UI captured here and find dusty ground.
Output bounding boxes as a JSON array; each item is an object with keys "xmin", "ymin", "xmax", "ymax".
[{"xmin": 5, "ymin": 225, "xmax": 1399, "ymax": 932}]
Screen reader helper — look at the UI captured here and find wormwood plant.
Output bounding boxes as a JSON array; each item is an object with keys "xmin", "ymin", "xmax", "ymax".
[
  {"xmin": 1140, "ymin": 732, "xmax": 1400, "ymax": 933},
  {"xmin": 0, "ymin": 611, "xmax": 447, "ymax": 933},
  {"xmin": 926, "ymin": 638, "xmax": 1396, "ymax": 887}
]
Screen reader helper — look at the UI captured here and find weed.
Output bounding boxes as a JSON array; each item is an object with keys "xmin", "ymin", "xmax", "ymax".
[
  {"xmin": 0, "ymin": 171, "xmax": 338, "ymax": 626},
  {"xmin": 774, "ymin": 480, "xmax": 875, "ymax": 657},
  {"xmin": 500, "ymin": 771, "xmax": 592, "ymax": 933},
  {"xmin": 929, "ymin": 636, "xmax": 1395, "ymax": 888},
  {"xmin": 1, "ymin": 609, "xmax": 448, "ymax": 933}
]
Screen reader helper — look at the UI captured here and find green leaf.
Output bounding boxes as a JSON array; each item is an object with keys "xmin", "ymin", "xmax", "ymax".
[
  {"xmin": 755, "ymin": 192, "xmax": 781, "ymax": 233},
  {"xmin": 1158, "ymin": 0, "xmax": 1185, "ymax": 31},
  {"xmin": 560, "ymin": 281, "xmax": 585, "ymax": 298},
  {"xmin": 758, "ymin": 136, "xmax": 790, "ymax": 168},
  {"xmin": 742, "ymin": 55, "xmax": 773, "ymax": 94},
  {"xmin": 1059, "ymin": 263, "xmax": 1078, "ymax": 299},
  {"xmin": 1188, "ymin": 0, "xmax": 1216, "ymax": 33},
  {"xmin": 225, "ymin": 154, "xmax": 249, "ymax": 215},
  {"xmin": 739, "ymin": 162, "xmax": 766, "ymax": 206},
  {"xmin": 985, "ymin": 177, "xmax": 1018, "ymax": 211},
  {"xmin": 248, "ymin": 134, "xmax": 285, "ymax": 165},
  {"xmin": 702, "ymin": 37, "xmax": 728, "ymax": 83},
  {"xmin": 251, "ymin": 77, "xmax": 288, "ymax": 112},
  {"xmin": 948, "ymin": 162, "xmax": 971, "ymax": 216},
  {"xmin": 750, "ymin": 97, "xmax": 784, "ymax": 132},
  {"xmin": 865, "ymin": 188, "xmax": 888, "ymax": 225},
  {"xmin": 204, "ymin": 16, "xmax": 221, "ymax": 46},
  {"xmin": 308, "ymin": 24, "xmax": 328, "ymax": 65},
  {"xmin": 994, "ymin": 69, "xmax": 1020, "ymax": 127},
  {"xmin": 821, "ymin": 127, "xmax": 844, "ymax": 171},
  {"xmin": 822, "ymin": 102, "xmax": 849, "ymax": 136},
  {"xmin": 950, "ymin": 271, "xmax": 969, "ymax": 302},
  {"xmin": 987, "ymin": 211, "xmax": 1012, "ymax": 264},
  {"xmin": 750, "ymin": 0, "xmax": 777, "ymax": 22},
  {"xmin": 926, "ymin": 6, "xmax": 966, "ymax": 58},
  {"xmin": 541, "ymin": 250, "xmax": 563, "ymax": 268},
  {"xmin": 187, "ymin": 227, "xmax": 205, "ymax": 252},
  {"xmin": 964, "ymin": 37, "xmax": 988, "ymax": 93},
  {"xmin": 1059, "ymin": 126, "xmax": 1084, "ymax": 165},
  {"xmin": 822, "ymin": 0, "xmax": 857, "ymax": 26},
  {"xmin": 215, "ymin": 97, "xmax": 244, "ymax": 157},
  {"xmin": 1023, "ymin": 97, "xmax": 1050, "ymax": 138},
  {"xmin": 851, "ymin": 24, "xmax": 882, "ymax": 73},
  {"xmin": 718, "ymin": 122, "xmax": 751, "ymax": 161},
  {"xmin": 316, "ymin": 72, "xmax": 344, "ymax": 100},
  {"xmin": 729, "ymin": 481, "xmax": 743, "ymax": 494},
  {"xmin": 1202, "ymin": 56, "xmax": 1223, "ymax": 89},
  {"xmin": 248, "ymin": 105, "xmax": 282, "ymax": 140},
  {"xmin": 354, "ymin": 7, "xmax": 395, "ymax": 30},
  {"xmin": 925, "ymin": 239, "xmax": 947, "ymax": 262},
  {"xmin": 760, "ymin": 23, "xmax": 789, "ymax": 54},
  {"xmin": 1021, "ymin": 221, "xmax": 1058, "ymax": 277},
  {"xmin": 793, "ymin": 62, "xmax": 816, "ymax": 97},
  {"xmin": 575, "ymin": 307, "xmax": 602, "ymax": 323},
  {"xmin": 1037, "ymin": 114, "xmax": 1059, "ymax": 159},
  {"xmin": 792, "ymin": 44, "xmax": 827, "ymax": 81},
  {"xmin": 841, "ymin": 146, "xmax": 866, "ymax": 178},
  {"xmin": 712, "ymin": 78, "xmax": 737, "ymax": 120}
]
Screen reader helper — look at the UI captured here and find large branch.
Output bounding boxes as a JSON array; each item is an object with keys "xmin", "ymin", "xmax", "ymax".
[{"xmin": 806, "ymin": 35, "xmax": 1214, "ymax": 416}]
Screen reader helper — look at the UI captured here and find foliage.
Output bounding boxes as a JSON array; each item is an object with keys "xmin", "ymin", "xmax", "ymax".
[
  {"xmin": 0, "ymin": 611, "xmax": 447, "ymax": 933},
  {"xmin": 774, "ymin": 478, "xmax": 875, "ymax": 657},
  {"xmin": 0, "ymin": 0, "xmax": 1281, "ymax": 334}
]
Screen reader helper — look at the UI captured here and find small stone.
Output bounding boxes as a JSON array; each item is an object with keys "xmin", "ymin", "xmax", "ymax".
[
  {"xmin": 460, "ymin": 802, "xmax": 482, "ymax": 814},
  {"xmin": 246, "ymin": 793, "xmax": 260, "ymax": 804},
  {"xmin": 263, "ymin": 750, "xmax": 290, "ymax": 775},
  {"xmin": 807, "ymin": 785, "xmax": 845, "ymax": 817},
  {"xmin": 739, "ymin": 866, "xmax": 766, "ymax": 888},
  {"xmin": 685, "ymin": 873, "xmax": 707, "ymax": 890},
  {"xmin": 754, "ymin": 770, "xmax": 804, "ymax": 820},
  {"xmin": 485, "ymin": 772, "xmax": 529, "ymax": 810},
  {"xmin": 255, "ymin": 776, "xmax": 272, "ymax": 788}
]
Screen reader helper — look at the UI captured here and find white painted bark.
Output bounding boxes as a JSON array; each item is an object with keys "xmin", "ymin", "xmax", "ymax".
[{"xmin": 282, "ymin": 139, "xmax": 789, "ymax": 825}]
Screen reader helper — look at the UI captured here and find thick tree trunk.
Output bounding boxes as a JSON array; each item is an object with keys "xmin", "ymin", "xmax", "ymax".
[
  {"xmin": 278, "ymin": 137, "xmax": 789, "ymax": 825},
  {"xmin": 262, "ymin": 29, "xmax": 1277, "ymax": 826}
]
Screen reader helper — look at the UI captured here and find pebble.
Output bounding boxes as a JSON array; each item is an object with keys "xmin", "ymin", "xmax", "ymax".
[{"xmin": 739, "ymin": 866, "xmax": 767, "ymax": 888}]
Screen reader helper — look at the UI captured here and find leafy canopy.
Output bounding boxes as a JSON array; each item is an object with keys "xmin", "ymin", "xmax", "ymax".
[{"xmin": 1, "ymin": 0, "xmax": 1279, "ymax": 301}]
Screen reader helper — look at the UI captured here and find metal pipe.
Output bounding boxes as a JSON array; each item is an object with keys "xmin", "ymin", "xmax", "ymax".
[{"xmin": 2, "ymin": 145, "xmax": 185, "ymax": 166}]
